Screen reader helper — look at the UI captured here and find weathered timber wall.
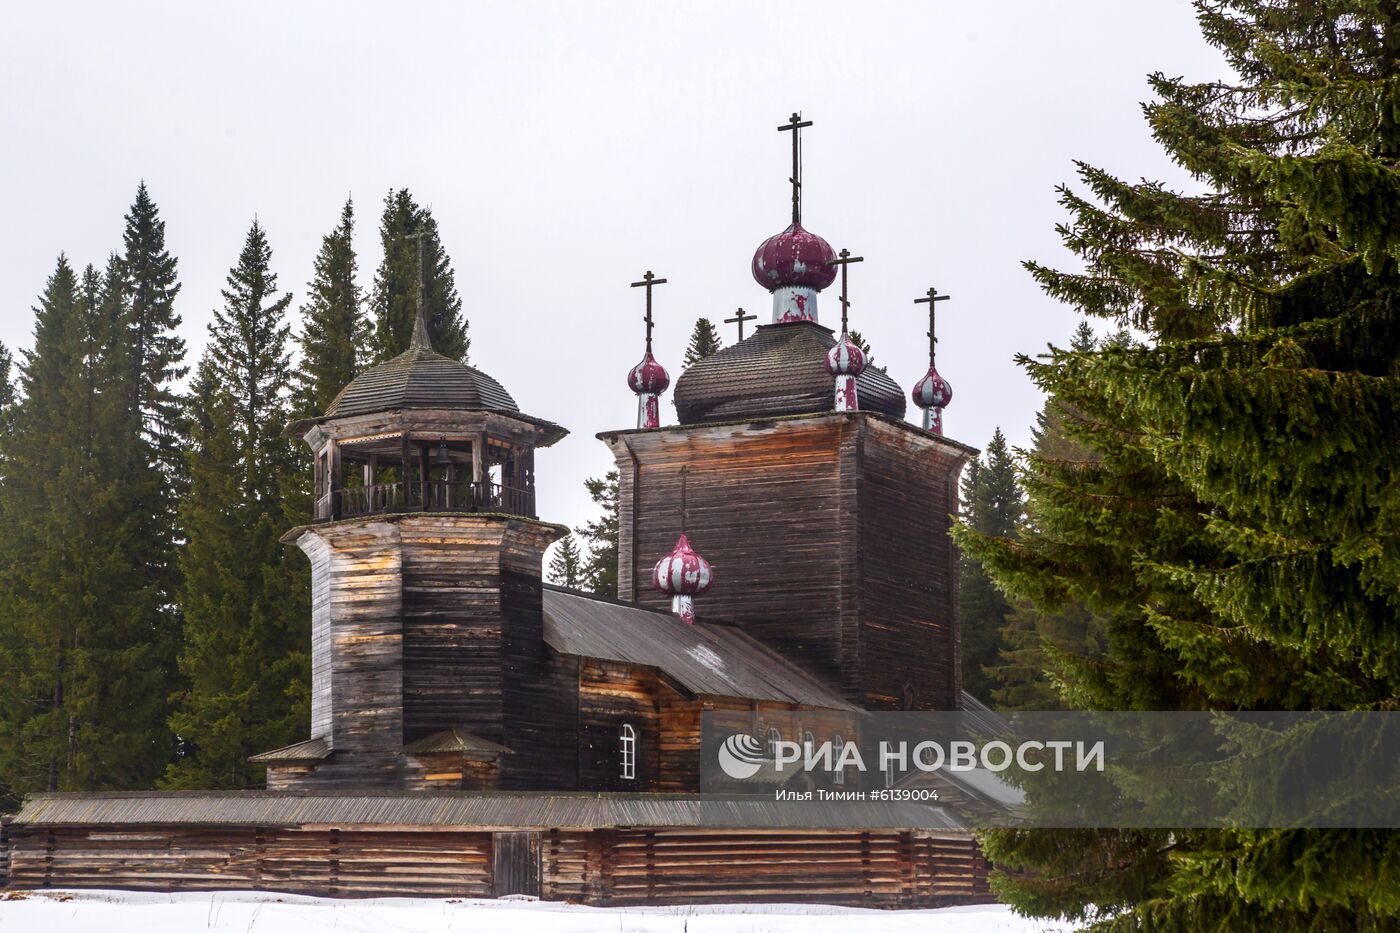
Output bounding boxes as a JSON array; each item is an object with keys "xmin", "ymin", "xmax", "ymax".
[
  {"xmin": 284, "ymin": 515, "xmax": 566, "ymax": 791},
  {"xmin": 577, "ymin": 659, "xmax": 661, "ymax": 791},
  {"xmin": 499, "ymin": 539, "xmax": 578, "ymax": 791},
  {"xmin": 5, "ymin": 826, "xmax": 493, "ymax": 897},
  {"xmin": 613, "ymin": 420, "xmax": 848, "ymax": 687},
  {"xmin": 4, "ymin": 822, "xmax": 990, "ymax": 908},
  {"xmin": 854, "ymin": 418, "xmax": 966, "ymax": 710},
  {"xmin": 606, "ymin": 414, "xmax": 972, "ymax": 711}
]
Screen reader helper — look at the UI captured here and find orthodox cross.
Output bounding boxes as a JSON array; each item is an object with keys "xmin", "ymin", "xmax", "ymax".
[
  {"xmin": 914, "ymin": 286, "xmax": 952, "ymax": 366},
  {"xmin": 410, "ymin": 228, "xmax": 432, "ymax": 349},
  {"xmin": 778, "ymin": 111, "xmax": 813, "ymax": 224},
  {"xmin": 825, "ymin": 248, "xmax": 864, "ymax": 333},
  {"xmin": 725, "ymin": 306, "xmax": 756, "ymax": 341},
  {"xmin": 630, "ymin": 270, "xmax": 668, "ymax": 352}
]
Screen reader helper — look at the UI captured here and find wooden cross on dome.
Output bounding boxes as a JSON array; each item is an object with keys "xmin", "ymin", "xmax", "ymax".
[
  {"xmin": 630, "ymin": 270, "xmax": 668, "ymax": 352},
  {"xmin": 778, "ymin": 111, "xmax": 813, "ymax": 224},
  {"xmin": 725, "ymin": 307, "xmax": 756, "ymax": 341},
  {"xmin": 825, "ymin": 248, "xmax": 864, "ymax": 333},
  {"xmin": 914, "ymin": 286, "xmax": 952, "ymax": 366},
  {"xmin": 410, "ymin": 228, "xmax": 432, "ymax": 350}
]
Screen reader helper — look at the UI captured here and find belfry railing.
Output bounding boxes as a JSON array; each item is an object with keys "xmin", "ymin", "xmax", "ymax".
[{"xmin": 321, "ymin": 481, "xmax": 535, "ymax": 522}]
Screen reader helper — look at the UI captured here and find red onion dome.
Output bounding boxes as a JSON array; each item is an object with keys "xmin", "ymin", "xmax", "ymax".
[
  {"xmin": 911, "ymin": 366, "xmax": 953, "ymax": 410},
  {"xmin": 651, "ymin": 534, "xmax": 713, "ymax": 597},
  {"xmin": 751, "ymin": 222, "xmax": 838, "ymax": 292},
  {"xmin": 627, "ymin": 351, "xmax": 670, "ymax": 395},
  {"xmin": 825, "ymin": 332, "xmax": 867, "ymax": 377}
]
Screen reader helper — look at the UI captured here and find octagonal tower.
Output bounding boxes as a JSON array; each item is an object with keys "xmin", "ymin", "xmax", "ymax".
[{"xmin": 264, "ymin": 309, "xmax": 572, "ymax": 792}]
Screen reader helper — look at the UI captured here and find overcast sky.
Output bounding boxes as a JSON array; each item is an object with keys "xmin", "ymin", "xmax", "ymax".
[{"xmin": 1, "ymin": 1, "xmax": 1227, "ymax": 536}]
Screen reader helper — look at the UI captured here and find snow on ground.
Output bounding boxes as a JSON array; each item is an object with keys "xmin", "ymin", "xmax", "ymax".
[{"xmin": 0, "ymin": 889, "xmax": 1078, "ymax": 933}]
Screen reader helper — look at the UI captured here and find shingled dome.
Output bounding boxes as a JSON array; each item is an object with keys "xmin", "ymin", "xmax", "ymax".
[
  {"xmin": 673, "ymin": 320, "xmax": 906, "ymax": 425},
  {"xmin": 325, "ymin": 344, "xmax": 519, "ymax": 419}
]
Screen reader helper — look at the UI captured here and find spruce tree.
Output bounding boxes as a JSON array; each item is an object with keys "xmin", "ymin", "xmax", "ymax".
[
  {"xmin": 121, "ymin": 181, "xmax": 187, "ymax": 453},
  {"xmin": 957, "ymin": 4, "xmax": 1400, "ymax": 927},
  {"xmin": 0, "ymin": 256, "xmax": 172, "ymax": 797},
  {"xmin": 165, "ymin": 221, "xmax": 309, "ymax": 788},
  {"xmin": 118, "ymin": 183, "xmax": 186, "ymax": 717},
  {"xmin": 985, "ymin": 324, "xmax": 1108, "ymax": 711},
  {"xmin": 370, "ymin": 189, "xmax": 468, "ymax": 362},
  {"xmin": 577, "ymin": 471, "xmax": 620, "ymax": 599},
  {"xmin": 682, "ymin": 318, "xmax": 722, "ymax": 367},
  {"xmin": 295, "ymin": 197, "xmax": 368, "ymax": 417},
  {"xmin": 547, "ymin": 533, "xmax": 585, "ymax": 589},
  {"xmin": 957, "ymin": 428, "xmax": 1023, "ymax": 702}
]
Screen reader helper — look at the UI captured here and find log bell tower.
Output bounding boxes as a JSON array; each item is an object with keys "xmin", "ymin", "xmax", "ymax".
[{"xmin": 261, "ymin": 308, "xmax": 570, "ymax": 791}]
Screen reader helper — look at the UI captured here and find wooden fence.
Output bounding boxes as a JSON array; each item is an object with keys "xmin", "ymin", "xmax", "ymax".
[{"xmin": 2, "ymin": 823, "xmax": 990, "ymax": 907}]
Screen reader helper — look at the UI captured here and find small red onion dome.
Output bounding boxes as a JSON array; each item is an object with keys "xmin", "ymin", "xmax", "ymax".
[
  {"xmin": 627, "ymin": 351, "xmax": 670, "ymax": 395},
  {"xmin": 751, "ymin": 222, "xmax": 838, "ymax": 292},
  {"xmin": 825, "ymin": 333, "xmax": 867, "ymax": 377},
  {"xmin": 651, "ymin": 534, "xmax": 713, "ymax": 596},
  {"xmin": 912, "ymin": 366, "xmax": 953, "ymax": 410}
]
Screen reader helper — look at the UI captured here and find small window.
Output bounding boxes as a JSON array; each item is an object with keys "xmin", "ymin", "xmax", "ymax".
[
  {"xmin": 767, "ymin": 727, "xmax": 782, "ymax": 759},
  {"xmin": 832, "ymin": 734, "xmax": 846, "ymax": 786},
  {"xmin": 754, "ymin": 718, "xmax": 766, "ymax": 742},
  {"xmin": 620, "ymin": 723, "xmax": 637, "ymax": 780}
]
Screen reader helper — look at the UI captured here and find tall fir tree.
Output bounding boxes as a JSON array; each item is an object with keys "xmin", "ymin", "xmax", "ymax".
[
  {"xmin": 577, "ymin": 471, "xmax": 620, "ymax": 599},
  {"xmin": 547, "ymin": 533, "xmax": 585, "ymax": 589},
  {"xmin": 957, "ymin": 427, "xmax": 1023, "ymax": 703},
  {"xmin": 985, "ymin": 323, "xmax": 1108, "ymax": 711},
  {"xmin": 122, "ymin": 182, "xmax": 186, "ymax": 449},
  {"xmin": 682, "ymin": 318, "xmax": 722, "ymax": 367},
  {"xmin": 371, "ymin": 189, "xmax": 468, "ymax": 362},
  {"xmin": 0, "ymin": 256, "xmax": 173, "ymax": 800},
  {"xmin": 295, "ymin": 197, "xmax": 368, "ymax": 417},
  {"xmin": 118, "ymin": 183, "xmax": 186, "ymax": 729},
  {"xmin": 957, "ymin": 4, "xmax": 1400, "ymax": 927},
  {"xmin": 165, "ymin": 221, "xmax": 310, "ymax": 789}
]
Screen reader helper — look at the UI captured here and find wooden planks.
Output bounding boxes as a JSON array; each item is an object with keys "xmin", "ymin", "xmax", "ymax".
[
  {"xmin": 606, "ymin": 413, "xmax": 972, "ymax": 712},
  {"xmin": 4, "ymin": 821, "xmax": 989, "ymax": 907}
]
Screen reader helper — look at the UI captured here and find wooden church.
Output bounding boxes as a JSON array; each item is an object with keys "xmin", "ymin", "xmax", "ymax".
[{"xmin": 1, "ymin": 116, "xmax": 995, "ymax": 906}]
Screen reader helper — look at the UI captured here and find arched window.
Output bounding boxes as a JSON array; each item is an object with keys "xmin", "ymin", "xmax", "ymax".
[
  {"xmin": 832, "ymin": 733, "xmax": 846, "ymax": 786},
  {"xmin": 620, "ymin": 723, "xmax": 637, "ymax": 780},
  {"xmin": 767, "ymin": 727, "xmax": 782, "ymax": 759}
]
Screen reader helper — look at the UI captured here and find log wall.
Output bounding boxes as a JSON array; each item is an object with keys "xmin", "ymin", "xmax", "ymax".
[
  {"xmin": 3, "ymin": 822, "xmax": 990, "ymax": 907},
  {"xmin": 606, "ymin": 414, "xmax": 972, "ymax": 711}
]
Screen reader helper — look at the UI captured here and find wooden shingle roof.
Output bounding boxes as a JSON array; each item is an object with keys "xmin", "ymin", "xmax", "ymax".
[
  {"xmin": 13, "ymin": 791, "xmax": 969, "ymax": 831},
  {"xmin": 672, "ymin": 321, "xmax": 906, "ymax": 425},
  {"xmin": 325, "ymin": 345, "xmax": 519, "ymax": 419}
]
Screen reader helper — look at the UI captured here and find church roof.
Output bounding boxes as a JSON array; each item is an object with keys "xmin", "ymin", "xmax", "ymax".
[
  {"xmin": 542, "ymin": 586, "xmax": 859, "ymax": 710},
  {"xmin": 12, "ymin": 790, "xmax": 969, "ymax": 831},
  {"xmin": 402, "ymin": 728, "xmax": 513, "ymax": 758},
  {"xmin": 325, "ymin": 344, "xmax": 520, "ymax": 419},
  {"xmin": 248, "ymin": 737, "xmax": 332, "ymax": 764},
  {"xmin": 672, "ymin": 321, "xmax": 906, "ymax": 425}
]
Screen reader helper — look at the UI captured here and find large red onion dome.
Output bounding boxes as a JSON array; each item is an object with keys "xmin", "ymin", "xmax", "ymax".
[
  {"xmin": 651, "ymin": 534, "xmax": 713, "ymax": 597},
  {"xmin": 627, "ymin": 351, "xmax": 670, "ymax": 395},
  {"xmin": 911, "ymin": 366, "xmax": 953, "ymax": 410},
  {"xmin": 751, "ymin": 222, "xmax": 838, "ymax": 292},
  {"xmin": 825, "ymin": 332, "xmax": 867, "ymax": 377}
]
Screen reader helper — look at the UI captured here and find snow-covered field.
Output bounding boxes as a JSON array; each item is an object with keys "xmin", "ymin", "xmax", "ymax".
[{"xmin": 0, "ymin": 889, "xmax": 1077, "ymax": 932}]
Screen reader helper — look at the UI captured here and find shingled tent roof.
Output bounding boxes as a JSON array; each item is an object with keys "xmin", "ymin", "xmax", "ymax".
[
  {"xmin": 325, "ymin": 344, "xmax": 519, "ymax": 419},
  {"xmin": 673, "ymin": 321, "xmax": 906, "ymax": 425}
]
